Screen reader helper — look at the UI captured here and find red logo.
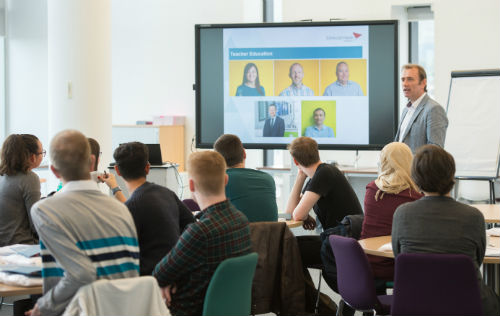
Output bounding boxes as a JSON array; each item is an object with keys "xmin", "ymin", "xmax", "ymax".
[{"xmin": 353, "ymin": 32, "xmax": 362, "ymax": 39}]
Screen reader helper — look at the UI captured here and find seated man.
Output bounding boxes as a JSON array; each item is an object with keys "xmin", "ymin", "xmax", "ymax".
[
  {"xmin": 28, "ymin": 130, "xmax": 139, "ymax": 316},
  {"xmin": 102, "ymin": 142, "xmax": 195, "ymax": 275},
  {"xmin": 153, "ymin": 151, "xmax": 251, "ymax": 315},
  {"xmin": 285, "ymin": 137, "xmax": 362, "ymax": 315},
  {"xmin": 214, "ymin": 134, "xmax": 278, "ymax": 222}
]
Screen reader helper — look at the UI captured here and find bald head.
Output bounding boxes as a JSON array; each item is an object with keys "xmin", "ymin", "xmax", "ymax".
[{"xmin": 50, "ymin": 130, "xmax": 91, "ymax": 181}]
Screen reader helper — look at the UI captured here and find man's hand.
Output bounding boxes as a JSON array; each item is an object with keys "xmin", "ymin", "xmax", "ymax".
[
  {"xmin": 99, "ymin": 171, "xmax": 118, "ymax": 189},
  {"xmin": 302, "ymin": 214, "xmax": 316, "ymax": 230},
  {"xmin": 296, "ymin": 168, "xmax": 307, "ymax": 181},
  {"xmin": 161, "ymin": 284, "xmax": 177, "ymax": 307},
  {"xmin": 25, "ymin": 304, "xmax": 40, "ymax": 316}
]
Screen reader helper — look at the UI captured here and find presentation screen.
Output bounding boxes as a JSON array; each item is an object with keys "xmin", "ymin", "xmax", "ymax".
[{"xmin": 195, "ymin": 21, "xmax": 399, "ymax": 149}]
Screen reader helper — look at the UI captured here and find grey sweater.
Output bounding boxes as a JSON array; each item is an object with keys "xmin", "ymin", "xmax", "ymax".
[
  {"xmin": 31, "ymin": 181, "xmax": 140, "ymax": 316},
  {"xmin": 0, "ymin": 171, "xmax": 40, "ymax": 246},
  {"xmin": 392, "ymin": 196, "xmax": 500, "ymax": 316}
]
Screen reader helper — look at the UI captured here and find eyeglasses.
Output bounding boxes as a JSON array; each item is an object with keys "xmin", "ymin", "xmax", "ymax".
[{"xmin": 38, "ymin": 150, "xmax": 46, "ymax": 157}]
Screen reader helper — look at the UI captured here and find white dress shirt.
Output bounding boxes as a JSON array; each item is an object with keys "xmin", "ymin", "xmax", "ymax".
[{"xmin": 399, "ymin": 93, "xmax": 426, "ymax": 142}]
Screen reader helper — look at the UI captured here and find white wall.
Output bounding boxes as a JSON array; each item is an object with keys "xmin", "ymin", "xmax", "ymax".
[
  {"xmin": 5, "ymin": 0, "xmax": 48, "ymax": 147},
  {"xmin": 5, "ymin": 0, "xmax": 498, "ymax": 172},
  {"xmin": 3, "ymin": 0, "xmax": 262, "ymax": 165},
  {"xmin": 111, "ymin": 0, "xmax": 263, "ymax": 166},
  {"xmin": 281, "ymin": 0, "xmax": 500, "ymax": 166}
]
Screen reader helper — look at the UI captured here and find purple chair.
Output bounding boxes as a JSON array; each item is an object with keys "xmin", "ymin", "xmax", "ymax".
[
  {"xmin": 182, "ymin": 198, "xmax": 200, "ymax": 212},
  {"xmin": 329, "ymin": 235, "xmax": 392, "ymax": 315},
  {"xmin": 392, "ymin": 253, "xmax": 482, "ymax": 316}
]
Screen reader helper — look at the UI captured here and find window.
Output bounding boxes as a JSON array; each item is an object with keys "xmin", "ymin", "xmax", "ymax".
[{"xmin": 408, "ymin": 6, "xmax": 435, "ymax": 97}]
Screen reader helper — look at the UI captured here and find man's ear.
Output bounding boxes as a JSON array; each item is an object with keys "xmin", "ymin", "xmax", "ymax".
[
  {"xmin": 145, "ymin": 163, "xmax": 151, "ymax": 175},
  {"xmin": 293, "ymin": 158, "xmax": 299, "ymax": 166},
  {"xmin": 89, "ymin": 154, "xmax": 96, "ymax": 171},
  {"xmin": 50, "ymin": 165, "xmax": 61, "ymax": 179},
  {"xmin": 243, "ymin": 149, "xmax": 247, "ymax": 160},
  {"xmin": 224, "ymin": 173, "xmax": 229, "ymax": 186},
  {"xmin": 114, "ymin": 165, "xmax": 122, "ymax": 176},
  {"xmin": 189, "ymin": 178, "xmax": 195, "ymax": 193}
]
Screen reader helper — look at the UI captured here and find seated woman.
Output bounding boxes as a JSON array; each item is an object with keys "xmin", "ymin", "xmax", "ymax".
[
  {"xmin": 0, "ymin": 134, "xmax": 44, "ymax": 246},
  {"xmin": 392, "ymin": 145, "xmax": 500, "ymax": 316},
  {"xmin": 360, "ymin": 142, "xmax": 422, "ymax": 283},
  {"xmin": 235, "ymin": 62, "xmax": 266, "ymax": 96}
]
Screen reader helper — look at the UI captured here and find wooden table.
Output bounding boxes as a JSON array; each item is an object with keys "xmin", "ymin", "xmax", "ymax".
[
  {"xmin": 474, "ymin": 204, "xmax": 500, "ymax": 223},
  {"xmin": 358, "ymin": 235, "xmax": 499, "ymax": 264},
  {"xmin": 359, "ymin": 235, "xmax": 500, "ymax": 294},
  {"xmin": 0, "ymin": 283, "xmax": 42, "ymax": 297},
  {"xmin": 278, "ymin": 219, "xmax": 303, "ymax": 228}
]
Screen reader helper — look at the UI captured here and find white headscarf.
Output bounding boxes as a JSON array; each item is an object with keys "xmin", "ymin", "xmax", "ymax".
[{"xmin": 374, "ymin": 142, "xmax": 419, "ymax": 200}]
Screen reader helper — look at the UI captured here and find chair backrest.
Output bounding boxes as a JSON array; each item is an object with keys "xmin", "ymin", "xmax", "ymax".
[
  {"xmin": 182, "ymin": 198, "xmax": 200, "ymax": 212},
  {"xmin": 63, "ymin": 276, "xmax": 168, "ymax": 316},
  {"xmin": 203, "ymin": 252, "xmax": 258, "ymax": 316},
  {"xmin": 329, "ymin": 235, "xmax": 379, "ymax": 310},
  {"xmin": 392, "ymin": 253, "xmax": 482, "ymax": 316}
]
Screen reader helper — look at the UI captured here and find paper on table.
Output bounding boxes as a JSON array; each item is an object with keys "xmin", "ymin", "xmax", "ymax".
[
  {"xmin": 486, "ymin": 227, "xmax": 500, "ymax": 237},
  {"xmin": 0, "ymin": 272, "xmax": 42, "ymax": 286},
  {"xmin": 0, "ymin": 265, "xmax": 41, "ymax": 276},
  {"xmin": 378, "ymin": 242, "xmax": 393, "ymax": 252},
  {"xmin": 485, "ymin": 247, "xmax": 500, "ymax": 257}
]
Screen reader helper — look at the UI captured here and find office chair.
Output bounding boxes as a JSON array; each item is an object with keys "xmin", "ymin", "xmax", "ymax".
[
  {"xmin": 202, "ymin": 252, "xmax": 258, "ymax": 316},
  {"xmin": 329, "ymin": 235, "xmax": 392, "ymax": 315},
  {"xmin": 392, "ymin": 253, "xmax": 482, "ymax": 316}
]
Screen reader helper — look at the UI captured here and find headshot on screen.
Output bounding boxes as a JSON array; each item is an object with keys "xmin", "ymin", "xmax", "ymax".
[
  {"xmin": 235, "ymin": 62, "xmax": 266, "ymax": 96},
  {"xmin": 262, "ymin": 104, "xmax": 285, "ymax": 137},
  {"xmin": 304, "ymin": 107, "xmax": 335, "ymax": 138},
  {"xmin": 323, "ymin": 61, "xmax": 364, "ymax": 96},
  {"xmin": 279, "ymin": 63, "xmax": 315, "ymax": 96}
]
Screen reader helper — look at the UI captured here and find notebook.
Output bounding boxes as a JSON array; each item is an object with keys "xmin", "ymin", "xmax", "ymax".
[{"xmin": 146, "ymin": 144, "xmax": 167, "ymax": 165}]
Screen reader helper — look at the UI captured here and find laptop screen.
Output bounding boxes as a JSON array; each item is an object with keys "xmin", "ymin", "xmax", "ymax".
[{"xmin": 146, "ymin": 144, "xmax": 164, "ymax": 165}]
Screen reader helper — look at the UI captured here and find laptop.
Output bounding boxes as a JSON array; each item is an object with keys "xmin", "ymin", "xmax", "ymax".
[{"xmin": 146, "ymin": 144, "xmax": 167, "ymax": 165}]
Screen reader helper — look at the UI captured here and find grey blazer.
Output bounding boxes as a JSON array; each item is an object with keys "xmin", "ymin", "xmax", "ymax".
[{"xmin": 394, "ymin": 94, "xmax": 448, "ymax": 152}]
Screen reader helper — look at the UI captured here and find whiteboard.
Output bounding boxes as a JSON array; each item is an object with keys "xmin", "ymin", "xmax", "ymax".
[{"xmin": 444, "ymin": 70, "xmax": 500, "ymax": 178}]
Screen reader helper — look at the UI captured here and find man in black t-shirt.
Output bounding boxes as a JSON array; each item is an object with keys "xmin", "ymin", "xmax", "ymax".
[
  {"xmin": 102, "ymin": 142, "xmax": 195, "ymax": 275},
  {"xmin": 285, "ymin": 137, "xmax": 362, "ymax": 311},
  {"xmin": 285, "ymin": 137, "xmax": 362, "ymax": 229}
]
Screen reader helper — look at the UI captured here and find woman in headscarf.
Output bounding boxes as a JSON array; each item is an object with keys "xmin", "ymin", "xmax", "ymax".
[{"xmin": 360, "ymin": 142, "xmax": 423, "ymax": 282}]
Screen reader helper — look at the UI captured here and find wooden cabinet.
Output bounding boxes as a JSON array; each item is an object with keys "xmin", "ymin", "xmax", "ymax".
[{"xmin": 112, "ymin": 125, "xmax": 185, "ymax": 171}]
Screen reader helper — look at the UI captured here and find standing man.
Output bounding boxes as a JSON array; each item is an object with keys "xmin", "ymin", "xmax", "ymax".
[
  {"xmin": 28, "ymin": 130, "xmax": 139, "ymax": 316},
  {"xmin": 263, "ymin": 104, "xmax": 285, "ymax": 137},
  {"xmin": 279, "ymin": 63, "xmax": 315, "ymax": 96},
  {"xmin": 153, "ymin": 151, "xmax": 251, "ymax": 315},
  {"xmin": 214, "ymin": 134, "xmax": 278, "ymax": 222},
  {"xmin": 102, "ymin": 142, "xmax": 195, "ymax": 276},
  {"xmin": 395, "ymin": 64, "xmax": 448, "ymax": 152}
]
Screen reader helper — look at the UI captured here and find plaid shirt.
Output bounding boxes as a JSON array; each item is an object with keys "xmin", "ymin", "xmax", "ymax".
[{"xmin": 153, "ymin": 199, "xmax": 251, "ymax": 316}]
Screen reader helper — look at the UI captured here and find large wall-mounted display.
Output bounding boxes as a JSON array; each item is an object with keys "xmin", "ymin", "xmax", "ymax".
[{"xmin": 195, "ymin": 20, "xmax": 398, "ymax": 150}]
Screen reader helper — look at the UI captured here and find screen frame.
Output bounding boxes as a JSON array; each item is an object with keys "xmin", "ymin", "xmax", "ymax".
[{"xmin": 195, "ymin": 20, "xmax": 399, "ymax": 150}]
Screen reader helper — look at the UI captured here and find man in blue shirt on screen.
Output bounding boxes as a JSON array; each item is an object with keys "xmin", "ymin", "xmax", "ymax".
[
  {"xmin": 323, "ymin": 61, "xmax": 364, "ymax": 96},
  {"xmin": 304, "ymin": 108, "xmax": 335, "ymax": 137},
  {"xmin": 279, "ymin": 63, "xmax": 315, "ymax": 96}
]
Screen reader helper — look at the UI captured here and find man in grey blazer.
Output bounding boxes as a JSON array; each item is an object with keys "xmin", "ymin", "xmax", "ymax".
[{"xmin": 395, "ymin": 64, "xmax": 448, "ymax": 152}]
